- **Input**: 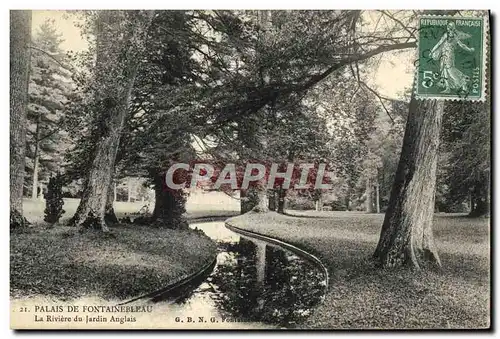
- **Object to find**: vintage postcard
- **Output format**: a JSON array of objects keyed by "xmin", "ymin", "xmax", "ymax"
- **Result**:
[{"xmin": 9, "ymin": 9, "xmax": 491, "ymax": 330}]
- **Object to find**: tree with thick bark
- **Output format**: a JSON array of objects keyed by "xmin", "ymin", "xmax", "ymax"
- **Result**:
[
  {"xmin": 10, "ymin": 10, "xmax": 32, "ymax": 230},
  {"xmin": 150, "ymin": 170, "xmax": 188, "ymax": 229},
  {"xmin": 104, "ymin": 178, "xmax": 119, "ymax": 225},
  {"xmin": 373, "ymin": 98, "xmax": 444, "ymax": 269},
  {"xmin": 72, "ymin": 11, "xmax": 154, "ymax": 231}
]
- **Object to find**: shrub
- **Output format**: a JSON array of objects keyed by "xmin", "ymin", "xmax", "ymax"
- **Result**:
[{"xmin": 44, "ymin": 175, "xmax": 65, "ymax": 225}]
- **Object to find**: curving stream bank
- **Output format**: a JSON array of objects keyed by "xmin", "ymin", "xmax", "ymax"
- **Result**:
[{"xmin": 141, "ymin": 221, "xmax": 328, "ymax": 328}]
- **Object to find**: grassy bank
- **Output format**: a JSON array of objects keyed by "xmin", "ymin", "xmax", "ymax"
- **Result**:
[
  {"xmin": 226, "ymin": 211, "xmax": 490, "ymax": 329},
  {"xmin": 10, "ymin": 225, "xmax": 217, "ymax": 301},
  {"xmin": 22, "ymin": 190, "xmax": 240, "ymax": 226},
  {"xmin": 13, "ymin": 193, "xmax": 237, "ymax": 301}
]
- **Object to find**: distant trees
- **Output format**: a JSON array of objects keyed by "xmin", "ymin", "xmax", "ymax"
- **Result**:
[
  {"xmin": 439, "ymin": 101, "xmax": 490, "ymax": 217},
  {"xmin": 191, "ymin": 10, "xmax": 415, "ymax": 214},
  {"xmin": 12, "ymin": 10, "xmax": 489, "ymax": 249},
  {"xmin": 10, "ymin": 10, "xmax": 32, "ymax": 230},
  {"xmin": 26, "ymin": 20, "xmax": 73, "ymax": 199}
]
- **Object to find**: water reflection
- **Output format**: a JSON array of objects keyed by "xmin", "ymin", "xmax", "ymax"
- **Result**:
[{"xmin": 177, "ymin": 222, "xmax": 327, "ymax": 328}]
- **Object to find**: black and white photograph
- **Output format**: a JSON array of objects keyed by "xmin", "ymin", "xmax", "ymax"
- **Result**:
[{"xmin": 8, "ymin": 7, "xmax": 491, "ymax": 330}]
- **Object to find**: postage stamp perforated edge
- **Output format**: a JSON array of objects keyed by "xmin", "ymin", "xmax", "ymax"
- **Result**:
[{"xmin": 414, "ymin": 13, "xmax": 489, "ymax": 102}]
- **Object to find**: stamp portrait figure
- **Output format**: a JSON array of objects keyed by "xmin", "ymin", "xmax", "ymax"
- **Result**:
[{"xmin": 430, "ymin": 21, "xmax": 475, "ymax": 93}]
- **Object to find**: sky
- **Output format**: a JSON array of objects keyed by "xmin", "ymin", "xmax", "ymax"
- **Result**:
[{"xmin": 32, "ymin": 10, "xmax": 414, "ymax": 99}]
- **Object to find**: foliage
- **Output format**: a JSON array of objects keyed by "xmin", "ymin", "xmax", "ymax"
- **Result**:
[
  {"xmin": 438, "ymin": 101, "xmax": 490, "ymax": 214},
  {"xmin": 43, "ymin": 174, "xmax": 66, "ymax": 225},
  {"xmin": 25, "ymin": 20, "xmax": 74, "ymax": 193}
]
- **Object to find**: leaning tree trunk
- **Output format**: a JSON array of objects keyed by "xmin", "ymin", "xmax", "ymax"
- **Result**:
[
  {"xmin": 10, "ymin": 10, "xmax": 32, "ymax": 230},
  {"xmin": 373, "ymin": 98, "xmax": 444, "ymax": 269},
  {"xmin": 73, "ymin": 11, "xmax": 154, "ymax": 231}
]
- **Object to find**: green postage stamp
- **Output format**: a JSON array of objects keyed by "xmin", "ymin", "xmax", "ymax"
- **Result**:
[{"xmin": 416, "ymin": 15, "xmax": 488, "ymax": 101}]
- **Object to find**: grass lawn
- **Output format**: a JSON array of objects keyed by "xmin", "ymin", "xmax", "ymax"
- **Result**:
[
  {"xmin": 226, "ymin": 211, "xmax": 490, "ymax": 329},
  {"xmin": 10, "ymin": 194, "xmax": 237, "ymax": 301},
  {"xmin": 10, "ymin": 225, "xmax": 217, "ymax": 301},
  {"xmin": 22, "ymin": 189, "xmax": 240, "ymax": 225}
]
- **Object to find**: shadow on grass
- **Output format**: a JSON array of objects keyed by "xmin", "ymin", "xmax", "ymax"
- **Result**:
[
  {"xmin": 227, "ymin": 212, "xmax": 490, "ymax": 329},
  {"xmin": 10, "ymin": 224, "xmax": 217, "ymax": 301}
]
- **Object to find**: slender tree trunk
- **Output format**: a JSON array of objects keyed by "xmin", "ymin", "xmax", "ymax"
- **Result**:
[
  {"xmin": 268, "ymin": 189, "xmax": 276, "ymax": 211},
  {"xmin": 468, "ymin": 191, "xmax": 473, "ymax": 213},
  {"xmin": 375, "ymin": 180, "xmax": 380, "ymax": 213},
  {"xmin": 469, "ymin": 175, "xmax": 490, "ymax": 218},
  {"xmin": 344, "ymin": 186, "xmax": 351, "ymax": 211},
  {"xmin": 277, "ymin": 185, "xmax": 286, "ymax": 214},
  {"xmin": 315, "ymin": 194, "xmax": 323, "ymax": 212},
  {"xmin": 365, "ymin": 177, "xmax": 374, "ymax": 213},
  {"xmin": 10, "ymin": 10, "xmax": 32, "ymax": 229},
  {"xmin": 73, "ymin": 11, "xmax": 153, "ymax": 231},
  {"xmin": 31, "ymin": 113, "xmax": 41, "ymax": 199},
  {"xmin": 127, "ymin": 178, "xmax": 131, "ymax": 202},
  {"xmin": 373, "ymin": 98, "xmax": 443, "ymax": 269}
]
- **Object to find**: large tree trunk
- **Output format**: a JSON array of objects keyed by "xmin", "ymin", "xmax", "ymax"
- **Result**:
[
  {"xmin": 240, "ymin": 187, "xmax": 269, "ymax": 213},
  {"xmin": 10, "ymin": 10, "xmax": 32, "ymax": 230},
  {"xmin": 73, "ymin": 11, "xmax": 153, "ymax": 231},
  {"xmin": 31, "ymin": 113, "xmax": 41, "ymax": 199},
  {"xmin": 365, "ymin": 177, "xmax": 374, "ymax": 213},
  {"xmin": 104, "ymin": 179, "xmax": 118, "ymax": 225},
  {"xmin": 151, "ymin": 171, "xmax": 188, "ymax": 229},
  {"xmin": 255, "ymin": 188, "xmax": 269, "ymax": 212},
  {"xmin": 373, "ymin": 98, "xmax": 443, "ymax": 269}
]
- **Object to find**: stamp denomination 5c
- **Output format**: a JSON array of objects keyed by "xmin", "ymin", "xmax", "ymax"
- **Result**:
[{"xmin": 416, "ymin": 15, "xmax": 488, "ymax": 101}]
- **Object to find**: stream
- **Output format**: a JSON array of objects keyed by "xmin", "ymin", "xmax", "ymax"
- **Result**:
[{"xmin": 154, "ymin": 221, "xmax": 328, "ymax": 329}]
